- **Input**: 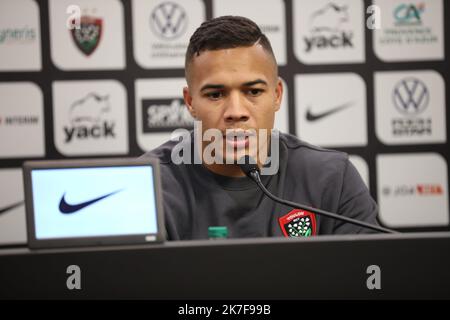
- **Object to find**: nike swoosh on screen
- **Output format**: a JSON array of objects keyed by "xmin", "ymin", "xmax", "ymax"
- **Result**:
[
  {"xmin": 305, "ymin": 101, "xmax": 354, "ymax": 122},
  {"xmin": 0, "ymin": 201, "xmax": 24, "ymax": 216},
  {"xmin": 59, "ymin": 189, "xmax": 123, "ymax": 214}
]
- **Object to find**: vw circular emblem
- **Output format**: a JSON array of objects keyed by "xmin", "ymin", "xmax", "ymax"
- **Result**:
[
  {"xmin": 392, "ymin": 77, "xmax": 429, "ymax": 115},
  {"xmin": 150, "ymin": 2, "xmax": 188, "ymax": 40}
]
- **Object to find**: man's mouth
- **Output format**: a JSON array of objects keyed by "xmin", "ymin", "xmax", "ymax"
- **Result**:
[{"xmin": 223, "ymin": 130, "xmax": 255, "ymax": 149}]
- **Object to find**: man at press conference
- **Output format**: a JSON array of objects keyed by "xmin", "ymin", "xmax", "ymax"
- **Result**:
[{"xmin": 142, "ymin": 15, "xmax": 381, "ymax": 240}]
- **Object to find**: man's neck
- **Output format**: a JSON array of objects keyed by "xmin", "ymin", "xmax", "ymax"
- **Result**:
[{"xmin": 203, "ymin": 163, "xmax": 246, "ymax": 177}]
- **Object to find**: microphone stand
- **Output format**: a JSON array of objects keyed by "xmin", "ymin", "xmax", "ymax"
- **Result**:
[{"xmin": 247, "ymin": 170, "xmax": 398, "ymax": 234}]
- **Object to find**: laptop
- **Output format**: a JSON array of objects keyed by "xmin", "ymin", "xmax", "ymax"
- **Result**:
[{"xmin": 22, "ymin": 158, "xmax": 165, "ymax": 249}]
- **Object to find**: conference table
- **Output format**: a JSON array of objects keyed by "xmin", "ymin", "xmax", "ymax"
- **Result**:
[{"xmin": 0, "ymin": 232, "xmax": 449, "ymax": 299}]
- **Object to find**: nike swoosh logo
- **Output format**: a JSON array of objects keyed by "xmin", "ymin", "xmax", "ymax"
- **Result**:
[
  {"xmin": 305, "ymin": 101, "xmax": 354, "ymax": 122},
  {"xmin": 59, "ymin": 189, "xmax": 123, "ymax": 214},
  {"xmin": 0, "ymin": 201, "xmax": 24, "ymax": 216}
]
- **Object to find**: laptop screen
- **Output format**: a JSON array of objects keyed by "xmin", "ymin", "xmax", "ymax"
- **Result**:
[{"xmin": 23, "ymin": 158, "xmax": 165, "ymax": 248}]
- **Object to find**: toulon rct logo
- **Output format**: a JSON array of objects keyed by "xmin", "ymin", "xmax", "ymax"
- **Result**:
[
  {"xmin": 150, "ymin": 2, "xmax": 188, "ymax": 40},
  {"xmin": 142, "ymin": 98, "xmax": 194, "ymax": 133},
  {"xmin": 64, "ymin": 93, "xmax": 115, "ymax": 143},
  {"xmin": 304, "ymin": 2, "xmax": 353, "ymax": 53},
  {"xmin": 279, "ymin": 209, "xmax": 317, "ymax": 237},
  {"xmin": 391, "ymin": 77, "xmax": 431, "ymax": 137},
  {"xmin": 70, "ymin": 15, "xmax": 102, "ymax": 56}
]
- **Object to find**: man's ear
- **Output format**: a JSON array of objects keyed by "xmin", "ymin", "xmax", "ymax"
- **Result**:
[
  {"xmin": 273, "ymin": 78, "xmax": 283, "ymax": 112},
  {"xmin": 183, "ymin": 86, "xmax": 197, "ymax": 119}
]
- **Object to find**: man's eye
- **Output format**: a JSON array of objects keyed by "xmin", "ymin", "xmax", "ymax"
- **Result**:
[
  {"xmin": 206, "ymin": 91, "xmax": 222, "ymax": 100},
  {"xmin": 247, "ymin": 89, "xmax": 263, "ymax": 96}
]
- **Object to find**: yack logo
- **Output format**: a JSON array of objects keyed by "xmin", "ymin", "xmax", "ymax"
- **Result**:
[
  {"xmin": 304, "ymin": 3, "xmax": 353, "ymax": 53},
  {"xmin": 64, "ymin": 93, "xmax": 115, "ymax": 143},
  {"xmin": 70, "ymin": 15, "xmax": 103, "ymax": 56},
  {"xmin": 293, "ymin": 0, "xmax": 365, "ymax": 64},
  {"xmin": 53, "ymin": 80, "xmax": 128, "ymax": 156},
  {"xmin": 279, "ymin": 209, "xmax": 317, "ymax": 237}
]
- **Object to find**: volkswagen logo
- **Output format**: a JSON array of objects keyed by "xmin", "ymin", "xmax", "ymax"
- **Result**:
[
  {"xmin": 150, "ymin": 2, "xmax": 188, "ymax": 40},
  {"xmin": 392, "ymin": 77, "xmax": 429, "ymax": 115}
]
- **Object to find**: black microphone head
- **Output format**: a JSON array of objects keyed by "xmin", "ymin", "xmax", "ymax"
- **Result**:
[{"xmin": 238, "ymin": 156, "xmax": 260, "ymax": 178}]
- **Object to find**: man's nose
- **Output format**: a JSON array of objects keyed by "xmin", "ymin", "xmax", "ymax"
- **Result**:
[{"xmin": 223, "ymin": 91, "xmax": 250, "ymax": 123}]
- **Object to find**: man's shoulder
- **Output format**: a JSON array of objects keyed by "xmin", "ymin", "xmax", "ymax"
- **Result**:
[
  {"xmin": 140, "ymin": 138, "xmax": 179, "ymax": 164},
  {"xmin": 279, "ymin": 132, "xmax": 348, "ymax": 164}
]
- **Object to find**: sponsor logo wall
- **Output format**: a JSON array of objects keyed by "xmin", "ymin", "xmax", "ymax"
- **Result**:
[
  {"xmin": 0, "ymin": 0, "xmax": 42, "ymax": 71},
  {"xmin": 293, "ymin": 0, "xmax": 366, "ymax": 64},
  {"xmin": 49, "ymin": 0, "xmax": 126, "ymax": 70},
  {"xmin": 0, "ymin": 82, "xmax": 45, "ymax": 158},
  {"xmin": 0, "ymin": 169, "xmax": 27, "ymax": 245},
  {"xmin": 52, "ymin": 80, "xmax": 128, "ymax": 156},
  {"xmin": 377, "ymin": 153, "xmax": 449, "ymax": 227},
  {"xmin": 132, "ymin": 0, "xmax": 205, "ymax": 69},
  {"xmin": 212, "ymin": 0, "xmax": 287, "ymax": 65},
  {"xmin": 375, "ymin": 70, "xmax": 446, "ymax": 145},
  {"xmin": 373, "ymin": 0, "xmax": 444, "ymax": 62},
  {"xmin": 0, "ymin": 0, "xmax": 449, "ymax": 242},
  {"xmin": 295, "ymin": 72, "xmax": 368, "ymax": 147}
]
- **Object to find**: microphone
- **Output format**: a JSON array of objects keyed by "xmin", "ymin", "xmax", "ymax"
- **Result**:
[{"xmin": 238, "ymin": 156, "xmax": 398, "ymax": 234}]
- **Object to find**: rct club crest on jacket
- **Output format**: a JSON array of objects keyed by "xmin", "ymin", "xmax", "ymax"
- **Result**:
[{"xmin": 279, "ymin": 209, "xmax": 317, "ymax": 237}]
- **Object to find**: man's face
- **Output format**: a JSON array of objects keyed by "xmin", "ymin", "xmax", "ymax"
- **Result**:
[{"xmin": 183, "ymin": 44, "xmax": 283, "ymax": 164}]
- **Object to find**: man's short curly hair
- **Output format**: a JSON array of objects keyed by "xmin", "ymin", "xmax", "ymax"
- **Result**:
[{"xmin": 185, "ymin": 16, "xmax": 276, "ymax": 77}]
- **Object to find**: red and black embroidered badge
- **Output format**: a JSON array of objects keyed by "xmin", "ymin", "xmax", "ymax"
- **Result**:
[{"xmin": 279, "ymin": 209, "xmax": 317, "ymax": 237}]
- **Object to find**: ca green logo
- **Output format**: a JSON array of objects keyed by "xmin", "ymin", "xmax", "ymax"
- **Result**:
[
  {"xmin": 66, "ymin": 265, "xmax": 81, "ymax": 290},
  {"xmin": 394, "ymin": 3, "xmax": 424, "ymax": 25},
  {"xmin": 366, "ymin": 265, "xmax": 381, "ymax": 290}
]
